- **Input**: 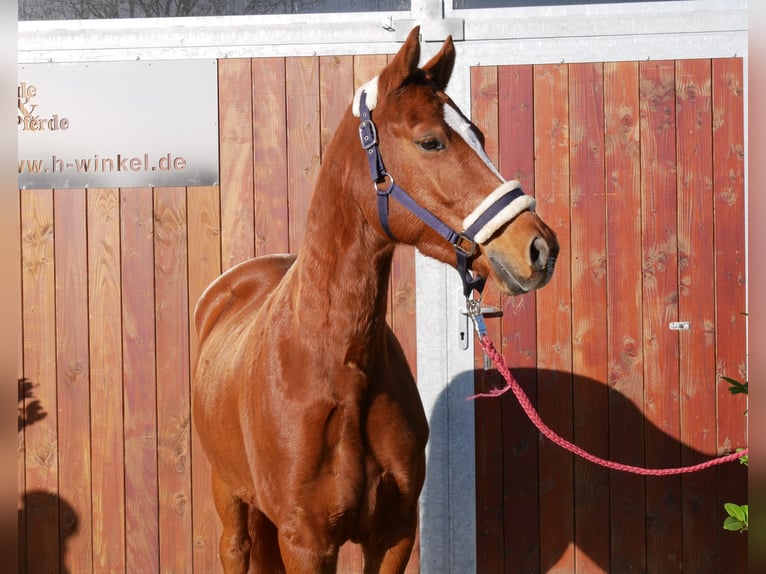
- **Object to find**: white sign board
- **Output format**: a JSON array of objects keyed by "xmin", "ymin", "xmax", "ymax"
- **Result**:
[{"xmin": 18, "ymin": 59, "xmax": 219, "ymax": 189}]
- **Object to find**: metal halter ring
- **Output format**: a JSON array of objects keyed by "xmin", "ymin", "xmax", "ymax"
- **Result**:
[{"xmin": 375, "ymin": 172, "xmax": 395, "ymax": 195}]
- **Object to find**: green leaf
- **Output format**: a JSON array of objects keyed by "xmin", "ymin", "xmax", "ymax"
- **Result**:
[
  {"xmin": 724, "ymin": 502, "xmax": 746, "ymax": 522},
  {"xmin": 723, "ymin": 516, "xmax": 744, "ymax": 531}
]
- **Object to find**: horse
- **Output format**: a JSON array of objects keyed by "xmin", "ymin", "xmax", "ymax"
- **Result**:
[{"xmin": 192, "ymin": 26, "xmax": 559, "ymax": 574}]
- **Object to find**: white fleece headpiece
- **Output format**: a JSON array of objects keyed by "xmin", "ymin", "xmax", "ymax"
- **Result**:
[{"xmin": 353, "ymin": 77, "xmax": 379, "ymax": 117}]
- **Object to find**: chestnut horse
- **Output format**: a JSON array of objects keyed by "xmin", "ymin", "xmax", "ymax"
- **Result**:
[{"xmin": 193, "ymin": 27, "xmax": 558, "ymax": 574}]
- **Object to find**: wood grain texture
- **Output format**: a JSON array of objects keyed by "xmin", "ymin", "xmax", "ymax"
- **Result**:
[
  {"xmin": 320, "ymin": 55, "xmax": 354, "ymax": 155},
  {"xmin": 532, "ymin": 63, "xmax": 575, "ymax": 574},
  {"xmin": 469, "ymin": 64, "xmax": 505, "ymax": 574},
  {"xmin": 21, "ymin": 188, "xmax": 60, "ymax": 574},
  {"xmin": 603, "ymin": 60, "xmax": 647, "ymax": 573},
  {"xmin": 154, "ymin": 187, "xmax": 194, "ymax": 572},
  {"xmin": 568, "ymin": 62, "xmax": 610, "ymax": 573},
  {"xmin": 253, "ymin": 58, "xmax": 290, "ymax": 256},
  {"xmin": 639, "ymin": 59, "xmax": 684, "ymax": 572},
  {"xmin": 219, "ymin": 58, "xmax": 255, "ymax": 269},
  {"xmin": 17, "ymin": 54, "xmax": 747, "ymax": 574},
  {"xmin": 711, "ymin": 57, "xmax": 748, "ymax": 570},
  {"xmin": 120, "ymin": 187, "xmax": 160, "ymax": 573},
  {"xmin": 286, "ymin": 56, "xmax": 321, "ymax": 252},
  {"xmin": 54, "ymin": 188, "xmax": 93, "ymax": 573},
  {"xmin": 497, "ymin": 64, "xmax": 540, "ymax": 574},
  {"xmin": 675, "ymin": 58, "xmax": 719, "ymax": 573},
  {"xmin": 87, "ymin": 187, "xmax": 126, "ymax": 572},
  {"xmin": 187, "ymin": 185, "xmax": 224, "ymax": 573}
]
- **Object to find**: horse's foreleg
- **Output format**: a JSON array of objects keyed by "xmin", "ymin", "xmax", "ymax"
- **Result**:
[
  {"xmin": 212, "ymin": 472, "xmax": 251, "ymax": 574},
  {"xmin": 277, "ymin": 524, "xmax": 339, "ymax": 574},
  {"xmin": 362, "ymin": 513, "xmax": 417, "ymax": 574},
  {"xmin": 248, "ymin": 507, "xmax": 286, "ymax": 573}
]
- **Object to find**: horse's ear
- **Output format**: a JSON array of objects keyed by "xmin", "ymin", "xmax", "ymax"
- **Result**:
[
  {"xmin": 377, "ymin": 26, "xmax": 422, "ymax": 97},
  {"xmin": 422, "ymin": 36, "xmax": 456, "ymax": 91}
]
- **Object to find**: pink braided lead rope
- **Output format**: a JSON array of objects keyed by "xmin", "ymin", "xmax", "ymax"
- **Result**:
[{"xmin": 467, "ymin": 334, "xmax": 749, "ymax": 476}]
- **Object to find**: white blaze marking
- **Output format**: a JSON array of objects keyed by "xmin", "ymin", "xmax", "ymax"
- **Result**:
[
  {"xmin": 443, "ymin": 102, "xmax": 504, "ymax": 182},
  {"xmin": 443, "ymin": 102, "xmax": 537, "ymax": 242}
]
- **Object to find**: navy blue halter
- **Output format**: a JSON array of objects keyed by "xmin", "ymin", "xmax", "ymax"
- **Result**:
[{"xmin": 357, "ymin": 90, "xmax": 525, "ymax": 298}]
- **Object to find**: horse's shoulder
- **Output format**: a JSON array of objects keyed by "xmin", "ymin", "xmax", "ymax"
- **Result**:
[{"xmin": 194, "ymin": 254, "xmax": 296, "ymax": 344}]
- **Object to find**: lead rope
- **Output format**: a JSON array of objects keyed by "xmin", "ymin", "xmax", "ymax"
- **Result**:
[{"xmin": 464, "ymin": 306, "xmax": 749, "ymax": 476}]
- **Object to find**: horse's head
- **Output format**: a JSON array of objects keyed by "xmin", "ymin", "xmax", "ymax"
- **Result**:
[{"xmin": 350, "ymin": 27, "xmax": 558, "ymax": 296}]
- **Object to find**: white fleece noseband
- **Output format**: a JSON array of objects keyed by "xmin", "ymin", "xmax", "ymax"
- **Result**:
[{"xmin": 463, "ymin": 180, "xmax": 537, "ymax": 244}]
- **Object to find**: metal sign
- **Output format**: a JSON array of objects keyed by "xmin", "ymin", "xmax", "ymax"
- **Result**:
[{"xmin": 18, "ymin": 59, "xmax": 219, "ymax": 189}]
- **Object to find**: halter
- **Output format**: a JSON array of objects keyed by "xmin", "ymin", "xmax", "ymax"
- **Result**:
[{"xmin": 356, "ymin": 87, "xmax": 536, "ymax": 298}]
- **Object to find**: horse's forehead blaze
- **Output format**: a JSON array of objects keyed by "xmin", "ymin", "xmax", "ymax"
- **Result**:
[{"xmin": 442, "ymin": 102, "xmax": 504, "ymax": 182}]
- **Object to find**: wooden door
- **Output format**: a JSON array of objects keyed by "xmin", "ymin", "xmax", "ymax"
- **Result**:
[{"xmin": 470, "ymin": 58, "xmax": 747, "ymax": 573}]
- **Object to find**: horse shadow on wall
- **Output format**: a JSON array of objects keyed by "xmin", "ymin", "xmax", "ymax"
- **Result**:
[
  {"xmin": 19, "ymin": 378, "xmax": 79, "ymax": 574},
  {"xmin": 427, "ymin": 367, "xmax": 748, "ymax": 573}
]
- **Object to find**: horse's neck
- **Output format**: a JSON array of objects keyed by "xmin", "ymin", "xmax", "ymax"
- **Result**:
[{"xmin": 289, "ymin": 173, "xmax": 395, "ymax": 367}]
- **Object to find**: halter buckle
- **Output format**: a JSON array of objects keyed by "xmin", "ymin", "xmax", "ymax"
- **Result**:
[
  {"xmin": 453, "ymin": 233, "xmax": 477, "ymax": 257},
  {"xmin": 359, "ymin": 119, "xmax": 378, "ymax": 150}
]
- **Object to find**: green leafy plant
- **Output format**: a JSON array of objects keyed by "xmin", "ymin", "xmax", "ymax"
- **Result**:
[
  {"xmin": 723, "ymin": 501, "xmax": 748, "ymax": 532},
  {"xmin": 722, "ymin": 377, "xmax": 748, "ymax": 533}
]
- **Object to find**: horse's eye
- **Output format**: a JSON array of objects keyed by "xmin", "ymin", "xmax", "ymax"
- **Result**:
[{"xmin": 417, "ymin": 137, "xmax": 445, "ymax": 152}]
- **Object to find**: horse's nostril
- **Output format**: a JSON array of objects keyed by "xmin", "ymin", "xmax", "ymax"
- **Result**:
[{"xmin": 530, "ymin": 237, "xmax": 548, "ymax": 271}]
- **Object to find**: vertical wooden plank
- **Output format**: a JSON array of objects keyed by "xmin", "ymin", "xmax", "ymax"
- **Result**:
[
  {"xmin": 390, "ymin": 245, "xmax": 418, "ymax": 374},
  {"xmin": 286, "ymin": 56, "xmax": 321, "ymax": 252},
  {"xmin": 154, "ymin": 187, "xmax": 194, "ymax": 572},
  {"xmin": 219, "ymin": 58, "xmax": 255, "ymax": 270},
  {"xmin": 87, "ymin": 187, "xmax": 126, "ymax": 573},
  {"xmin": 497, "ymin": 64, "xmax": 540, "ymax": 573},
  {"xmin": 253, "ymin": 58, "xmax": 290, "ymax": 256},
  {"xmin": 353, "ymin": 54, "xmax": 388, "ymax": 91},
  {"xmin": 639, "ymin": 59, "xmax": 683, "ymax": 572},
  {"xmin": 470, "ymin": 64, "xmax": 505, "ymax": 574},
  {"xmin": 188, "ymin": 185, "xmax": 223, "ymax": 573},
  {"xmin": 675, "ymin": 58, "xmax": 719, "ymax": 573},
  {"xmin": 120, "ymin": 187, "xmax": 160, "ymax": 572},
  {"xmin": 54, "ymin": 188, "xmax": 93, "ymax": 573},
  {"xmin": 18, "ymin": 226, "xmax": 28, "ymax": 574},
  {"xmin": 320, "ymin": 55, "xmax": 354, "ymax": 155},
  {"xmin": 534, "ymin": 63, "xmax": 575, "ymax": 574},
  {"xmin": 568, "ymin": 62, "xmax": 610, "ymax": 573},
  {"xmin": 711, "ymin": 57, "xmax": 748, "ymax": 570},
  {"xmin": 603, "ymin": 61, "xmax": 646, "ymax": 572},
  {"xmin": 21, "ymin": 188, "xmax": 60, "ymax": 574}
]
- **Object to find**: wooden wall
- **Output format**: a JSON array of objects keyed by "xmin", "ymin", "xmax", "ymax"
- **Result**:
[
  {"xmin": 18, "ymin": 54, "xmax": 746, "ymax": 574},
  {"xmin": 471, "ymin": 58, "xmax": 747, "ymax": 573},
  {"xmin": 18, "ymin": 53, "xmax": 417, "ymax": 574}
]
